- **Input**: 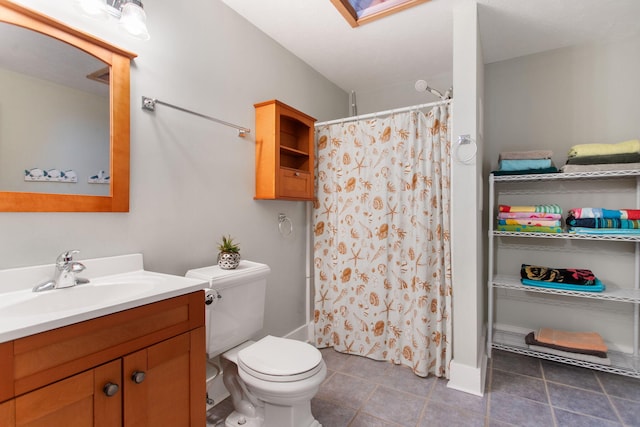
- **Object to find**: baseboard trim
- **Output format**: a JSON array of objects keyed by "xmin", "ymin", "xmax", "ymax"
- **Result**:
[
  {"xmin": 447, "ymin": 327, "xmax": 488, "ymax": 396},
  {"xmin": 447, "ymin": 355, "xmax": 487, "ymax": 396}
]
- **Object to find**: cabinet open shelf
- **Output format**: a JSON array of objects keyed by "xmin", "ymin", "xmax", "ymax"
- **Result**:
[
  {"xmin": 280, "ymin": 148, "xmax": 311, "ymax": 172},
  {"xmin": 280, "ymin": 145, "xmax": 309, "ymax": 157},
  {"xmin": 280, "ymin": 116, "xmax": 311, "ymax": 154}
]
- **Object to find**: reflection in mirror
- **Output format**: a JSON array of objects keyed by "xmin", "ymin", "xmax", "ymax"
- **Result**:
[
  {"xmin": 0, "ymin": 0, "xmax": 136, "ymax": 212},
  {"xmin": 0, "ymin": 22, "xmax": 110, "ymax": 196}
]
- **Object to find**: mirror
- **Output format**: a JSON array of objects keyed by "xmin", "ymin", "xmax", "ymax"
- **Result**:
[
  {"xmin": 0, "ymin": 1, "xmax": 136, "ymax": 211},
  {"xmin": 0, "ymin": 23, "xmax": 111, "ymax": 197}
]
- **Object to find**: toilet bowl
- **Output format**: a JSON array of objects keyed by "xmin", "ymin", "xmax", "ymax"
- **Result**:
[
  {"xmin": 223, "ymin": 336, "xmax": 326, "ymax": 427},
  {"xmin": 185, "ymin": 261, "xmax": 325, "ymax": 427},
  {"xmin": 222, "ymin": 335, "xmax": 327, "ymax": 427}
]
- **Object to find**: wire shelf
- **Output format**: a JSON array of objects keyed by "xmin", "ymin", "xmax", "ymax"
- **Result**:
[
  {"xmin": 491, "ymin": 329, "xmax": 640, "ymax": 378},
  {"xmin": 492, "ymin": 170, "xmax": 640, "ymax": 183},
  {"xmin": 491, "ymin": 275, "xmax": 640, "ymax": 303},
  {"xmin": 488, "ymin": 168, "xmax": 640, "ymax": 381},
  {"xmin": 493, "ymin": 231, "xmax": 640, "ymax": 242}
]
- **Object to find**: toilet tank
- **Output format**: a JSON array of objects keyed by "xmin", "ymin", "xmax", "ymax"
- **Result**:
[{"xmin": 186, "ymin": 260, "xmax": 270, "ymax": 357}]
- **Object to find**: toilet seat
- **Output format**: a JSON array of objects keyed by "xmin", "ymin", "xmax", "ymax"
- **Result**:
[{"xmin": 237, "ymin": 335, "xmax": 323, "ymax": 383}]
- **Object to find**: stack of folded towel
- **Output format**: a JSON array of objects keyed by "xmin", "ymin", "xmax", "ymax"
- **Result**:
[
  {"xmin": 520, "ymin": 263, "xmax": 605, "ymax": 292},
  {"xmin": 493, "ymin": 150, "xmax": 557, "ymax": 176},
  {"xmin": 566, "ymin": 207, "xmax": 640, "ymax": 235},
  {"xmin": 525, "ymin": 328, "xmax": 610, "ymax": 365},
  {"xmin": 562, "ymin": 139, "xmax": 640, "ymax": 173},
  {"xmin": 497, "ymin": 205, "xmax": 563, "ymax": 233}
]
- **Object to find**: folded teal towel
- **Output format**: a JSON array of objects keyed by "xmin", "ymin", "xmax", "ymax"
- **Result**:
[
  {"xmin": 568, "ymin": 227, "xmax": 640, "ymax": 235},
  {"xmin": 499, "ymin": 158, "xmax": 552, "ymax": 171},
  {"xmin": 492, "ymin": 167, "xmax": 558, "ymax": 176},
  {"xmin": 521, "ymin": 278, "xmax": 605, "ymax": 292}
]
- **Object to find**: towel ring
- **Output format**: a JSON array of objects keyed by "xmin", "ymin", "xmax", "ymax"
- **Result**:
[
  {"xmin": 454, "ymin": 134, "xmax": 477, "ymax": 164},
  {"xmin": 278, "ymin": 213, "xmax": 293, "ymax": 237}
]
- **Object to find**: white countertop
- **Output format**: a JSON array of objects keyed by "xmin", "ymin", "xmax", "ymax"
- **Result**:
[{"xmin": 0, "ymin": 254, "xmax": 207, "ymax": 342}]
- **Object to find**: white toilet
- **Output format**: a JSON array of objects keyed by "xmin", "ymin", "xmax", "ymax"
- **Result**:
[{"xmin": 186, "ymin": 261, "xmax": 326, "ymax": 427}]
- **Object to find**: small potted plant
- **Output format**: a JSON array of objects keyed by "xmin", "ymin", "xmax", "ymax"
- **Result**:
[{"xmin": 217, "ymin": 235, "xmax": 241, "ymax": 270}]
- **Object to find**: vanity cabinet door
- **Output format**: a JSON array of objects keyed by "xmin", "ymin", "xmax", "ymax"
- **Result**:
[
  {"xmin": 123, "ymin": 328, "xmax": 205, "ymax": 427},
  {"xmin": 13, "ymin": 360, "xmax": 121, "ymax": 427},
  {"xmin": 94, "ymin": 360, "xmax": 123, "ymax": 427},
  {"xmin": 0, "ymin": 399, "xmax": 15, "ymax": 426}
]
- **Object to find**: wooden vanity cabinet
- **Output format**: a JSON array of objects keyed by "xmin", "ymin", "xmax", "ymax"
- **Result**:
[
  {"xmin": 254, "ymin": 100, "xmax": 317, "ymax": 201},
  {"xmin": 0, "ymin": 291, "xmax": 206, "ymax": 427}
]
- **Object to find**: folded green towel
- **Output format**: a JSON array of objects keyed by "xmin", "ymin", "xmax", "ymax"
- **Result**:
[{"xmin": 566, "ymin": 152, "xmax": 640, "ymax": 165}]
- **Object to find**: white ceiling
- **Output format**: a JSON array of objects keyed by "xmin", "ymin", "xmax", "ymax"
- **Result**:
[{"xmin": 220, "ymin": 0, "xmax": 640, "ymax": 94}]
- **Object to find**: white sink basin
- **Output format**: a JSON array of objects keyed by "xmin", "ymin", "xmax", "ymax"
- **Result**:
[
  {"xmin": 0, "ymin": 254, "xmax": 207, "ymax": 342},
  {"xmin": 1, "ymin": 276, "xmax": 157, "ymax": 317}
]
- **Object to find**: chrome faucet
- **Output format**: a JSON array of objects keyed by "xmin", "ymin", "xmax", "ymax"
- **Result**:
[
  {"xmin": 33, "ymin": 250, "xmax": 89, "ymax": 292},
  {"xmin": 54, "ymin": 250, "xmax": 87, "ymax": 288}
]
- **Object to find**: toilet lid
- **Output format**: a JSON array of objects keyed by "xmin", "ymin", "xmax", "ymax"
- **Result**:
[{"xmin": 237, "ymin": 335, "xmax": 323, "ymax": 381}]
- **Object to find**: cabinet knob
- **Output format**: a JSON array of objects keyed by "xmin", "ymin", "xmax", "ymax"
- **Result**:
[
  {"xmin": 294, "ymin": 172, "xmax": 300, "ymax": 177},
  {"xmin": 131, "ymin": 370, "xmax": 146, "ymax": 384},
  {"xmin": 103, "ymin": 382, "xmax": 119, "ymax": 397}
]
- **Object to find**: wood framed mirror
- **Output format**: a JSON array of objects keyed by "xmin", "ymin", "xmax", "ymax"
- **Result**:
[{"xmin": 0, "ymin": 0, "xmax": 136, "ymax": 212}]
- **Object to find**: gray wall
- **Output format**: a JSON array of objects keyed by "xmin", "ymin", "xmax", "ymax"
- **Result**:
[
  {"xmin": 1, "ymin": 0, "xmax": 347, "ymax": 339},
  {"xmin": 353, "ymin": 71, "xmax": 453, "ymax": 115},
  {"xmin": 485, "ymin": 34, "xmax": 640, "ymax": 171}
]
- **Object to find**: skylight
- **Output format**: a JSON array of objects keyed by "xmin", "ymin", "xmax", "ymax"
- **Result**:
[{"xmin": 330, "ymin": 0, "xmax": 430, "ymax": 27}]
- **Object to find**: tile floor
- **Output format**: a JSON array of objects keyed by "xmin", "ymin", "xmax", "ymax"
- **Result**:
[{"xmin": 207, "ymin": 348, "xmax": 640, "ymax": 427}]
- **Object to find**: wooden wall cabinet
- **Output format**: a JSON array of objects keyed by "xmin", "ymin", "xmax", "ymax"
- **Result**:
[
  {"xmin": 0, "ymin": 292, "xmax": 205, "ymax": 426},
  {"xmin": 254, "ymin": 100, "xmax": 317, "ymax": 201}
]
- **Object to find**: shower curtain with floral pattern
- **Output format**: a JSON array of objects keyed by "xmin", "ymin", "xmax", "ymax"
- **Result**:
[{"xmin": 313, "ymin": 105, "xmax": 452, "ymax": 378}]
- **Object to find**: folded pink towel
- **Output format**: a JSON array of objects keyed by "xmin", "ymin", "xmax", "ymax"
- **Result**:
[
  {"xmin": 498, "ymin": 212, "xmax": 561, "ymax": 220},
  {"xmin": 499, "ymin": 219, "xmax": 561, "ymax": 227}
]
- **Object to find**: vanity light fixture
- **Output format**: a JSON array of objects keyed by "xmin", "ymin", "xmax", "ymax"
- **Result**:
[
  {"xmin": 116, "ymin": 0, "xmax": 150, "ymax": 40},
  {"xmin": 76, "ymin": 0, "xmax": 150, "ymax": 40}
]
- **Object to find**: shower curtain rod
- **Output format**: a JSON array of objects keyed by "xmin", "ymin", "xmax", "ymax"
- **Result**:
[
  {"xmin": 315, "ymin": 99, "xmax": 451, "ymax": 127},
  {"xmin": 141, "ymin": 96, "xmax": 251, "ymax": 137}
]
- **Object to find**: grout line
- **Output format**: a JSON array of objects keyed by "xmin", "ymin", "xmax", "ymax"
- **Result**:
[
  {"xmin": 540, "ymin": 359, "xmax": 559, "ymax": 427},
  {"xmin": 595, "ymin": 372, "xmax": 627, "ymax": 425},
  {"xmin": 415, "ymin": 378, "xmax": 436, "ymax": 426},
  {"xmin": 346, "ymin": 383, "xmax": 379, "ymax": 427}
]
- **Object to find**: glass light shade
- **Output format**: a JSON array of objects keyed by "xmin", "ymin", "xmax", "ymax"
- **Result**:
[
  {"xmin": 75, "ymin": 0, "xmax": 108, "ymax": 20},
  {"xmin": 118, "ymin": 1, "xmax": 150, "ymax": 40}
]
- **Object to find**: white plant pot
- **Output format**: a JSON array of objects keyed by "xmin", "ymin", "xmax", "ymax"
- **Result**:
[{"xmin": 218, "ymin": 252, "xmax": 240, "ymax": 270}]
